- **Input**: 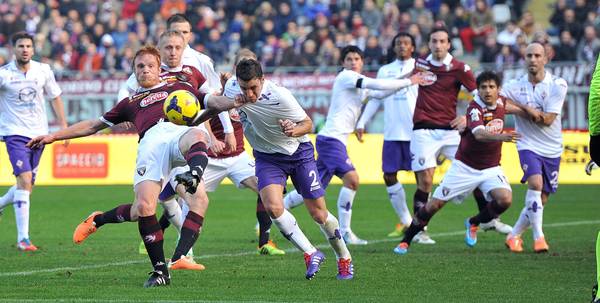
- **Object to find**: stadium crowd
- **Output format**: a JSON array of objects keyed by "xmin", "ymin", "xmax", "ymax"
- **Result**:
[{"xmin": 0, "ymin": 0, "xmax": 597, "ymax": 78}]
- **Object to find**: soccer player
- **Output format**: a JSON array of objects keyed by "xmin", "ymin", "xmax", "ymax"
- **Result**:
[
  {"xmin": 501, "ymin": 42, "xmax": 568, "ymax": 253},
  {"xmin": 0, "ymin": 32, "xmax": 68, "ymax": 251},
  {"xmin": 200, "ymin": 58, "xmax": 355, "ymax": 280},
  {"xmin": 159, "ymin": 48, "xmax": 285, "ymax": 256},
  {"xmin": 407, "ymin": 26, "xmax": 512, "ymax": 244},
  {"xmin": 393, "ymin": 71, "xmax": 522, "ymax": 255},
  {"xmin": 283, "ymin": 45, "xmax": 427, "ymax": 245},
  {"xmin": 27, "ymin": 45, "xmax": 241, "ymax": 287},
  {"xmin": 117, "ymin": 13, "xmax": 236, "ymax": 151},
  {"xmin": 355, "ymin": 32, "xmax": 420, "ymax": 238}
]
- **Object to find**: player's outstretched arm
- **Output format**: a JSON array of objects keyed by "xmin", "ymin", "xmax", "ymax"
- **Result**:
[
  {"xmin": 26, "ymin": 119, "xmax": 108, "ymax": 149},
  {"xmin": 473, "ymin": 128, "xmax": 520, "ymax": 143}
]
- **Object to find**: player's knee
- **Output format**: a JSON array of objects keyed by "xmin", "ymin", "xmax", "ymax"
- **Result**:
[
  {"xmin": 136, "ymin": 200, "xmax": 155, "ymax": 217},
  {"xmin": 496, "ymin": 193, "xmax": 512, "ymax": 208},
  {"xmin": 342, "ymin": 172, "xmax": 359, "ymax": 190},
  {"xmin": 427, "ymin": 199, "xmax": 445, "ymax": 213},
  {"xmin": 418, "ymin": 179, "xmax": 433, "ymax": 192},
  {"xmin": 16, "ymin": 174, "xmax": 33, "ymax": 191},
  {"xmin": 266, "ymin": 203, "xmax": 284, "ymax": 218}
]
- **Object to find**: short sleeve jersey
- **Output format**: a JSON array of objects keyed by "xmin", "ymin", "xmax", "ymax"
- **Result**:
[
  {"xmin": 101, "ymin": 81, "xmax": 206, "ymax": 139},
  {"xmin": 456, "ymin": 96, "xmax": 507, "ymax": 170},
  {"xmin": 500, "ymin": 71, "xmax": 567, "ymax": 158},
  {"xmin": 0, "ymin": 60, "xmax": 62, "ymax": 138},
  {"xmin": 224, "ymin": 78, "xmax": 310, "ymax": 155},
  {"xmin": 412, "ymin": 54, "xmax": 476, "ymax": 129}
]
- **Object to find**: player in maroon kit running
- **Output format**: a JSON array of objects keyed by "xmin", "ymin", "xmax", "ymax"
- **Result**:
[
  {"xmin": 27, "ymin": 46, "xmax": 242, "ymax": 287},
  {"xmin": 408, "ymin": 26, "xmax": 512, "ymax": 245},
  {"xmin": 394, "ymin": 71, "xmax": 524, "ymax": 254}
]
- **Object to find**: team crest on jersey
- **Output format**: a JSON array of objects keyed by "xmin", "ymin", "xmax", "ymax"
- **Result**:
[
  {"xmin": 420, "ymin": 71, "xmax": 437, "ymax": 86},
  {"xmin": 16, "ymin": 160, "xmax": 23, "ymax": 168},
  {"xmin": 140, "ymin": 91, "xmax": 168, "ymax": 107},
  {"xmin": 182, "ymin": 66, "xmax": 192, "ymax": 75},
  {"xmin": 522, "ymin": 164, "xmax": 528, "ymax": 172},
  {"xmin": 442, "ymin": 187, "xmax": 450, "ymax": 197},
  {"xmin": 485, "ymin": 119, "xmax": 504, "ymax": 134},
  {"xmin": 137, "ymin": 166, "xmax": 146, "ymax": 176},
  {"xmin": 175, "ymin": 73, "xmax": 189, "ymax": 83},
  {"xmin": 18, "ymin": 87, "xmax": 37, "ymax": 103},
  {"xmin": 229, "ymin": 108, "xmax": 241, "ymax": 121},
  {"xmin": 419, "ymin": 157, "xmax": 425, "ymax": 166}
]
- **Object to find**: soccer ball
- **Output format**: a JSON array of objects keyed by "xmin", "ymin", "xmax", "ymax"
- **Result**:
[{"xmin": 163, "ymin": 90, "xmax": 201, "ymax": 126}]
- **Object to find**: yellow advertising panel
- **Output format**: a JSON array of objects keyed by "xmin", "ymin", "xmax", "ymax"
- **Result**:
[{"xmin": 0, "ymin": 132, "xmax": 598, "ymax": 185}]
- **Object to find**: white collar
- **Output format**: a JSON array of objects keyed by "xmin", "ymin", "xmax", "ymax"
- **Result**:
[
  {"xmin": 426, "ymin": 53, "xmax": 453, "ymax": 66},
  {"xmin": 137, "ymin": 81, "xmax": 166, "ymax": 93},
  {"xmin": 161, "ymin": 63, "xmax": 183, "ymax": 72},
  {"xmin": 474, "ymin": 94, "xmax": 498, "ymax": 110}
]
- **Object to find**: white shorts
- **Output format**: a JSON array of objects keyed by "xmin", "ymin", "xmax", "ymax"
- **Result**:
[
  {"xmin": 432, "ymin": 160, "xmax": 511, "ymax": 204},
  {"xmin": 410, "ymin": 129, "xmax": 460, "ymax": 171},
  {"xmin": 134, "ymin": 122, "xmax": 208, "ymax": 187},
  {"xmin": 168, "ymin": 151, "xmax": 255, "ymax": 193}
]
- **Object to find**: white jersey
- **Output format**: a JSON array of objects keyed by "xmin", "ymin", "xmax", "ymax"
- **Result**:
[
  {"xmin": 356, "ymin": 58, "xmax": 418, "ymax": 141},
  {"xmin": 0, "ymin": 60, "xmax": 62, "ymax": 138},
  {"xmin": 501, "ymin": 71, "xmax": 567, "ymax": 158},
  {"xmin": 318, "ymin": 69, "xmax": 368, "ymax": 145},
  {"xmin": 182, "ymin": 45, "xmax": 221, "ymax": 94},
  {"xmin": 224, "ymin": 77, "xmax": 310, "ymax": 155}
]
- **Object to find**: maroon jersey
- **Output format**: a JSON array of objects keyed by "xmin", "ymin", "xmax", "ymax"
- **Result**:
[
  {"xmin": 207, "ymin": 109, "xmax": 245, "ymax": 158},
  {"xmin": 102, "ymin": 82, "xmax": 206, "ymax": 139},
  {"xmin": 160, "ymin": 65, "xmax": 206, "ymax": 90},
  {"xmin": 455, "ymin": 96, "xmax": 506, "ymax": 170},
  {"xmin": 412, "ymin": 55, "xmax": 476, "ymax": 129}
]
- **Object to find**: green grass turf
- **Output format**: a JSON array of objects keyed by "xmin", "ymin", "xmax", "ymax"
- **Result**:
[{"xmin": 0, "ymin": 184, "xmax": 597, "ymax": 302}]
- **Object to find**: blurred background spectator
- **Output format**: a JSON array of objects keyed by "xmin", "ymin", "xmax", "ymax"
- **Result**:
[{"xmin": 1, "ymin": 0, "xmax": 595, "ymax": 79}]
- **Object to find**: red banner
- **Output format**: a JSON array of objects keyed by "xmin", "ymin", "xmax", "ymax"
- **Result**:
[{"xmin": 53, "ymin": 143, "xmax": 109, "ymax": 178}]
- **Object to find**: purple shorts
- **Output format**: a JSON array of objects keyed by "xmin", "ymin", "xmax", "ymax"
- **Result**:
[
  {"xmin": 315, "ymin": 135, "xmax": 355, "ymax": 188},
  {"xmin": 382, "ymin": 140, "xmax": 412, "ymax": 173},
  {"xmin": 254, "ymin": 142, "xmax": 325, "ymax": 200},
  {"xmin": 2, "ymin": 135, "xmax": 44, "ymax": 183},
  {"xmin": 518, "ymin": 150, "xmax": 561, "ymax": 194}
]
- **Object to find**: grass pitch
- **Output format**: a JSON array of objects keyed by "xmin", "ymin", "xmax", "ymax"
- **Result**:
[{"xmin": 0, "ymin": 184, "xmax": 597, "ymax": 302}]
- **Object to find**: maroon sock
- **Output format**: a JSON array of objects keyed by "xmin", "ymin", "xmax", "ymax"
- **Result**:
[
  {"xmin": 256, "ymin": 196, "xmax": 272, "ymax": 247},
  {"xmin": 171, "ymin": 211, "xmax": 204, "ymax": 261},
  {"xmin": 93, "ymin": 204, "xmax": 132, "ymax": 228},
  {"xmin": 413, "ymin": 189, "xmax": 429, "ymax": 214},
  {"xmin": 185, "ymin": 142, "xmax": 209, "ymax": 180},
  {"xmin": 138, "ymin": 215, "xmax": 168, "ymax": 274}
]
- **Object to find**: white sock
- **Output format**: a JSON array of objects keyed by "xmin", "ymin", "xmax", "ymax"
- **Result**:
[
  {"xmin": 386, "ymin": 183, "xmax": 412, "ymax": 226},
  {"xmin": 511, "ymin": 206, "xmax": 530, "ymax": 237},
  {"xmin": 283, "ymin": 190, "xmax": 304, "ymax": 209},
  {"xmin": 337, "ymin": 187, "xmax": 356, "ymax": 234},
  {"xmin": 526, "ymin": 189, "xmax": 544, "ymax": 240},
  {"xmin": 0, "ymin": 185, "xmax": 16, "ymax": 208},
  {"xmin": 271, "ymin": 209, "xmax": 316, "ymax": 254},
  {"xmin": 13, "ymin": 189, "xmax": 30, "ymax": 241},
  {"xmin": 160, "ymin": 198, "xmax": 183, "ymax": 231},
  {"xmin": 318, "ymin": 212, "xmax": 351, "ymax": 260}
]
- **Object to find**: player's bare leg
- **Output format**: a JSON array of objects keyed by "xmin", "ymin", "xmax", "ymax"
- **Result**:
[{"xmin": 338, "ymin": 170, "xmax": 367, "ymax": 245}]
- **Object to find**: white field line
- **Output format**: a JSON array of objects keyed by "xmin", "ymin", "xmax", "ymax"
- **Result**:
[{"xmin": 1, "ymin": 219, "xmax": 598, "ymax": 278}]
